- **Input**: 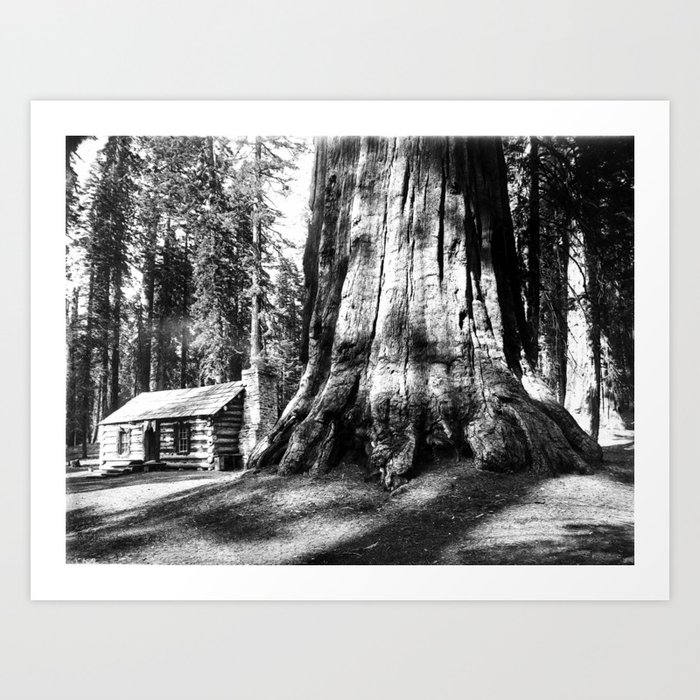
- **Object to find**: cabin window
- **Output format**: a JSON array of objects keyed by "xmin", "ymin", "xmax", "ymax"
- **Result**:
[
  {"xmin": 117, "ymin": 427, "xmax": 130, "ymax": 455},
  {"xmin": 175, "ymin": 421, "xmax": 191, "ymax": 455}
]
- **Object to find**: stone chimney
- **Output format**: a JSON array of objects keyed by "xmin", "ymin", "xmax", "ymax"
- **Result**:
[{"xmin": 239, "ymin": 364, "xmax": 279, "ymax": 465}]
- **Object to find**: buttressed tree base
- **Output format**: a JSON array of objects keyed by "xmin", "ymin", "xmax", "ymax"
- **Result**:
[{"xmin": 249, "ymin": 136, "xmax": 602, "ymax": 489}]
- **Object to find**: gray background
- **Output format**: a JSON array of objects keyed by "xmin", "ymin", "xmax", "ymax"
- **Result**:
[{"xmin": 2, "ymin": 1, "xmax": 697, "ymax": 698}]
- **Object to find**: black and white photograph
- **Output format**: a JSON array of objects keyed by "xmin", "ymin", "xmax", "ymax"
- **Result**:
[
  {"xmin": 7, "ymin": 2, "xmax": 696, "ymax": 697},
  {"xmin": 63, "ymin": 131, "xmax": 635, "ymax": 567}
]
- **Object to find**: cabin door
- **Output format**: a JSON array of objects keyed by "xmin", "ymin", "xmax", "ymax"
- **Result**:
[{"xmin": 144, "ymin": 425, "xmax": 158, "ymax": 462}]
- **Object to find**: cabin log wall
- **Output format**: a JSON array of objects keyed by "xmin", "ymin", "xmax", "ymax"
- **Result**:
[
  {"xmin": 98, "ymin": 393, "xmax": 245, "ymax": 470},
  {"xmin": 211, "ymin": 395, "xmax": 244, "ymax": 469},
  {"xmin": 159, "ymin": 417, "xmax": 212, "ymax": 467},
  {"xmin": 99, "ymin": 422, "xmax": 145, "ymax": 464}
]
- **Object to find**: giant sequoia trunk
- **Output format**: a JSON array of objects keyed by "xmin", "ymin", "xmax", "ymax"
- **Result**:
[{"xmin": 249, "ymin": 137, "xmax": 601, "ymax": 489}]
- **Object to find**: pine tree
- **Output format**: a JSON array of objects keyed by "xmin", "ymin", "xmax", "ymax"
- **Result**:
[
  {"xmin": 191, "ymin": 137, "xmax": 254, "ymax": 383},
  {"xmin": 266, "ymin": 256, "xmax": 304, "ymax": 410},
  {"xmin": 242, "ymin": 136, "xmax": 309, "ymax": 365},
  {"xmin": 69, "ymin": 137, "xmax": 137, "ymax": 453}
]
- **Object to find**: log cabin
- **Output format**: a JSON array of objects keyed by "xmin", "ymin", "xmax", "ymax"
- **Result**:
[{"xmin": 97, "ymin": 368, "xmax": 278, "ymax": 472}]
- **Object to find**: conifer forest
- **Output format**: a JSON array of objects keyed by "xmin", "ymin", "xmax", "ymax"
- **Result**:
[
  {"xmin": 66, "ymin": 136, "xmax": 310, "ymax": 456},
  {"xmin": 66, "ymin": 135, "xmax": 635, "ymax": 565}
]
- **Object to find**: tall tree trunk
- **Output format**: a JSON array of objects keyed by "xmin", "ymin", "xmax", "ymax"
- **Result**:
[
  {"xmin": 154, "ymin": 327, "xmax": 166, "ymax": 390},
  {"xmin": 526, "ymin": 136, "xmax": 540, "ymax": 361},
  {"xmin": 583, "ymin": 216, "xmax": 602, "ymax": 441},
  {"xmin": 573, "ymin": 140, "xmax": 605, "ymax": 440},
  {"xmin": 154, "ymin": 219, "xmax": 174, "ymax": 391},
  {"xmin": 555, "ymin": 222, "xmax": 570, "ymax": 404},
  {"xmin": 109, "ymin": 266, "xmax": 122, "ymax": 413},
  {"xmin": 299, "ymin": 138, "xmax": 326, "ymax": 366},
  {"xmin": 78, "ymin": 266, "xmax": 96, "ymax": 459},
  {"xmin": 249, "ymin": 137, "xmax": 600, "ymax": 489},
  {"xmin": 136, "ymin": 220, "xmax": 157, "ymax": 393},
  {"xmin": 538, "ymin": 216, "xmax": 569, "ymax": 405},
  {"xmin": 65, "ymin": 286, "xmax": 80, "ymax": 446},
  {"xmin": 250, "ymin": 137, "xmax": 263, "ymax": 365},
  {"xmin": 99, "ymin": 339, "xmax": 109, "ymax": 422},
  {"xmin": 180, "ymin": 228, "xmax": 189, "ymax": 388},
  {"xmin": 92, "ymin": 378, "xmax": 103, "ymax": 443},
  {"xmin": 230, "ymin": 293, "xmax": 243, "ymax": 381}
]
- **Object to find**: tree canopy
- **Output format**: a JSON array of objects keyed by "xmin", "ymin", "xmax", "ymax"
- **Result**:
[{"xmin": 66, "ymin": 135, "xmax": 309, "ymax": 455}]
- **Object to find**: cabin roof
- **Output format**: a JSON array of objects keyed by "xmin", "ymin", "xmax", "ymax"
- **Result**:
[{"xmin": 100, "ymin": 381, "xmax": 245, "ymax": 424}]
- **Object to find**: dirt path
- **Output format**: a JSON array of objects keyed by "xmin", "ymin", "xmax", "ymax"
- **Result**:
[{"xmin": 66, "ymin": 437, "xmax": 633, "ymax": 565}]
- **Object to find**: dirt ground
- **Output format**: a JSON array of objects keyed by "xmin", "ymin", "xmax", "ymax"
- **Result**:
[
  {"xmin": 66, "ymin": 434, "xmax": 634, "ymax": 565},
  {"xmin": 65, "ymin": 444, "xmax": 100, "ymax": 469}
]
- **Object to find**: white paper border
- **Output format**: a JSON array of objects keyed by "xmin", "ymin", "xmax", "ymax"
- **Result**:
[{"xmin": 31, "ymin": 101, "xmax": 669, "ymax": 600}]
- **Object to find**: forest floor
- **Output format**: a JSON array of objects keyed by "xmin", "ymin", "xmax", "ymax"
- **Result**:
[{"xmin": 66, "ymin": 432, "xmax": 634, "ymax": 565}]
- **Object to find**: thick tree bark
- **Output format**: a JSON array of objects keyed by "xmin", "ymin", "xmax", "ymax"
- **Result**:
[
  {"xmin": 299, "ymin": 138, "xmax": 326, "ymax": 366},
  {"xmin": 526, "ymin": 136, "xmax": 541, "ymax": 360},
  {"xmin": 539, "ymin": 217, "xmax": 569, "ymax": 405},
  {"xmin": 554, "ymin": 223, "xmax": 570, "ymax": 405},
  {"xmin": 582, "ymin": 215, "xmax": 602, "ymax": 441},
  {"xmin": 250, "ymin": 137, "xmax": 263, "ymax": 365},
  {"xmin": 568, "ymin": 141, "xmax": 605, "ymax": 440},
  {"xmin": 249, "ymin": 137, "xmax": 601, "ymax": 488}
]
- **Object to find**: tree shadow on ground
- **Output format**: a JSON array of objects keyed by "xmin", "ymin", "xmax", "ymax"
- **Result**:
[
  {"xmin": 66, "ymin": 470, "xmax": 231, "ymax": 495},
  {"xmin": 445, "ymin": 523, "xmax": 634, "ymax": 565},
  {"xmin": 66, "ymin": 441, "xmax": 634, "ymax": 565},
  {"xmin": 67, "ymin": 470, "xmax": 389, "ymax": 563},
  {"xmin": 600, "ymin": 439, "xmax": 635, "ymax": 485},
  {"xmin": 67, "ymin": 475, "xmax": 275, "ymax": 561}
]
